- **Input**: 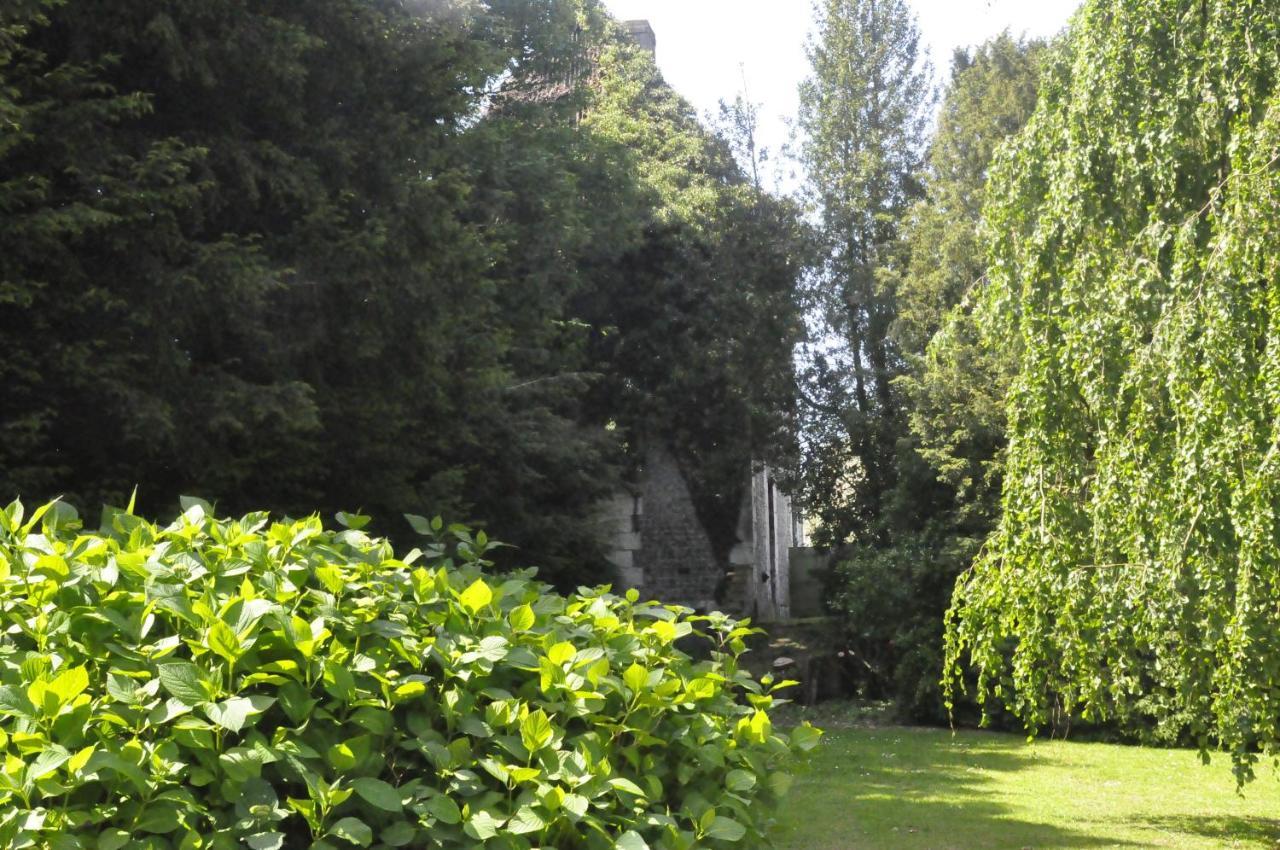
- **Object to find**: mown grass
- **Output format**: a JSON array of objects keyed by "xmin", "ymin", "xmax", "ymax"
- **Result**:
[{"xmin": 772, "ymin": 711, "xmax": 1280, "ymax": 849}]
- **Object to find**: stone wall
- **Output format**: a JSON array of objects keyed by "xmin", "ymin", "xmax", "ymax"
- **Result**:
[
  {"xmin": 597, "ymin": 492, "xmax": 643, "ymax": 591},
  {"xmin": 624, "ymin": 20, "xmax": 657, "ymax": 57},
  {"xmin": 788, "ymin": 547, "xmax": 831, "ymax": 619},
  {"xmin": 634, "ymin": 445, "xmax": 721, "ymax": 609},
  {"xmin": 745, "ymin": 464, "xmax": 794, "ymax": 622},
  {"xmin": 600, "ymin": 445, "xmax": 802, "ymax": 621}
]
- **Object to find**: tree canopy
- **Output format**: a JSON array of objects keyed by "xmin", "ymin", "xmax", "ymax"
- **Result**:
[
  {"xmin": 796, "ymin": 0, "xmax": 933, "ymax": 546},
  {"xmin": 802, "ymin": 24, "xmax": 1044, "ymax": 719},
  {"xmin": 0, "ymin": 0, "xmax": 804, "ymax": 587},
  {"xmin": 945, "ymin": 0, "xmax": 1280, "ymax": 779}
]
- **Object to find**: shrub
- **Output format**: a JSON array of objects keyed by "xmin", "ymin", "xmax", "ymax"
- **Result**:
[
  {"xmin": 0, "ymin": 498, "xmax": 817, "ymax": 849},
  {"xmin": 831, "ymin": 530, "xmax": 980, "ymax": 723}
]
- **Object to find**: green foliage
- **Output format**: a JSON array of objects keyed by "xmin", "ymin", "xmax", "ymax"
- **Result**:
[
  {"xmin": 831, "ymin": 532, "xmax": 981, "ymax": 722},
  {"xmin": 0, "ymin": 498, "xmax": 816, "ymax": 848},
  {"xmin": 896, "ymin": 35, "xmax": 1045, "ymax": 535},
  {"xmin": 579, "ymin": 41, "xmax": 806, "ymax": 564},
  {"xmin": 944, "ymin": 0, "xmax": 1280, "ymax": 781},
  {"xmin": 810, "ymin": 32, "xmax": 1042, "ymax": 719},
  {"xmin": 0, "ymin": 2, "xmax": 805, "ymax": 588},
  {"xmin": 797, "ymin": 0, "xmax": 933, "ymax": 546}
]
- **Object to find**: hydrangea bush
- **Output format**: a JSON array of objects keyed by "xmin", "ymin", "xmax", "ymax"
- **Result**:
[{"xmin": 0, "ymin": 498, "xmax": 817, "ymax": 849}]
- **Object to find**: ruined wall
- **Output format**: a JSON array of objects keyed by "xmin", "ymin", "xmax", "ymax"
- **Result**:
[
  {"xmin": 598, "ymin": 492, "xmax": 643, "ymax": 591},
  {"xmin": 634, "ymin": 445, "xmax": 720, "ymax": 609},
  {"xmin": 624, "ymin": 20, "xmax": 657, "ymax": 57},
  {"xmin": 745, "ymin": 464, "xmax": 793, "ymax": 622},
  {"xmin": 787, "ymin": 547, "xmax": 830, "ymax": 620},
  {"xmin": 599, "ymin": 447, "xmax": 802, "ymax": 620}
]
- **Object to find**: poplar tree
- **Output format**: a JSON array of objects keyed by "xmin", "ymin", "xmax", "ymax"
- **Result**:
[
  {"xmin": 796, "ymin": 0, "xmax": 933, "ymax": 544},
  {"xmin": 820, "ymin": 33, "xmax": 1044, "ymax": 720}
]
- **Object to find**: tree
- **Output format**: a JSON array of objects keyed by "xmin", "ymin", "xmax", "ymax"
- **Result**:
[
  {"xmin": 897, "ymin": 33, "xmax": 1046, "ymax": 535},
  {"xmin": 945, "ymin": 0, "xmax": 1280, "ymax": 781},
  {"xmin": 0, "ymin": 0, "xmax": 617, "ymax": 580},
  {"xmin": 796, "ymin": 0, "xmax": 933, "ymax": 546},
  {"xmin": 578, "ymin": 40, "xmax": 806, "ymax": 567},
  {"xmin": 0, "ymin": 1, "xmax": 806, "ymax": 590},
  {"xmin": 819, "ymin": 34, "xmax": 1044, "ymax": 720}
]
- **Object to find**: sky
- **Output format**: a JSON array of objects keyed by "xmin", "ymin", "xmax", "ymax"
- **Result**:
[{"xmin": 600, "ymin": 0, "xmax": 1082, "ymax": 187}]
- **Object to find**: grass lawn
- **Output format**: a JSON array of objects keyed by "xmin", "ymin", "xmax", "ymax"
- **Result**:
[{"xmin": 771, "ymin": 712, "xmax": 1280, "ymax": 849}]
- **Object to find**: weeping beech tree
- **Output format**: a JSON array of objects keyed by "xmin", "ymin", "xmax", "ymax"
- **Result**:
[{"xmin": 944, "ymin": 0, "xmax": 1280, "ymax": 779}]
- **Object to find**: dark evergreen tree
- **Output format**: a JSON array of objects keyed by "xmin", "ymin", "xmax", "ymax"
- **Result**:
[{"xmin": 0, "ymin": 1, "xmax": 806, "ymax": 589}]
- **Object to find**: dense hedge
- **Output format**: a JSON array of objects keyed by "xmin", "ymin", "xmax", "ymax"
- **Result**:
[{"xmin": 0, "ymin": 499, "xmax": 816, "ymax": 848}]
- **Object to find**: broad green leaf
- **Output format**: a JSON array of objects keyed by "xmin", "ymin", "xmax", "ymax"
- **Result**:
[
  {"xmin": 706, "ymin": 816, "xmax": 747, "ymax": 841},
  {"xmin": 329, "ymin": 816, "xmax": 372, "ymax": 847},
  {"xmin": 520, "ymin": 709, "xmax": 553, "ymax": 752},
  {"xmin": 616, "ymin": 831, "xmax": 650, "ymax": 850},
  {"xmin": 650, "ymin": 620, "xmax": 677, "ymax": 643},
  {"xmin": 463, "ymin": 809, "xmax": 503, "ymax": 841},
  {"xmin": 725, "ymin": 768, "xmax": 756, "ymax": 792},
  {"xmin": 68, "ymin": 744, "xmax": 96, "ymax": 774},
  {"xmin": 106, "ymin": 673, "xmax": 139, "ymax": 704},
  {"xmin": 48, "ymin": 666, "xmax": 89, "ymax": 705},
  {"xmin": 392, "ymin": 680, "xmax": 427, "ymax": 700},
  {"xmin": 350, "ymin": 777, "xmax": 402, "ymax": 812},
  {"xmin": 26, "ymin": 744, "xmax": 71, "ymax": 780},
  {"xmin": 790, "ymin": 723, "xmax": 823, "ymax": 752},
  {"xmin": 246, "ymin": 833, "xmax": 285, "ymax": 850},
  {"xmin": 315, "ymin": 565, "xmax": 345, "ymax": 594},
  {"xmin": 403, "ymin": 514, "xmax": 435, "ymax": 536},
  {"xmin": 204, "ymin": 695, "xmax": 275, "ymax": 733},
  {"xmin": 507, "ymin": 805, "xmax": 545, "ymax": 834},
  {"xmin": 380, "ymin": 823, "xmax": 416, "ymax": 847},
  {"xmin": 158, "ymin": 661, "xmax": 213, "ymax": 704},
  {"xmin": 563, "ymin": 793, "xmax": 589, "ymax": 818},
  {"xmin": 208, "ymin": 620, "xmax": 242, "ymax": 665},
  {"xmin": 97, "ymin": 830, "xmax": 131, "ymax": 850},
  {"xmin": 508, "ymin": 604, "xmax": 536, "ymax": 632},
  {"xmin": 684, "ymin": 677, "xmax": 716, "ymax": 701},
  {"xmin": 623, "ymin": 663, "xmax": 648, "ymax": 695},
  {"xmin": 459, "ymin": 578, "xmax": 493, "ymax": 614},
  {"xmin": 608, "ymin": 777, "xmax": 646, "ymax": 798},
  {"xmin": 335, "ymin": 511, "xmax": 370, "ymax": 530},
  {"xmin": 547, "ymin": 641, "xmax": 576, "ymax": 666},
  {"xmin": 424, "ymin": 794, "xmax": 462, "ymax": 825}
]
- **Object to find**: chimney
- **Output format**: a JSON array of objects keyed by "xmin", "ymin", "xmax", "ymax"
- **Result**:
[{"xmin": 624, "ymin": 20, "xmax": 657, "ymax": 58}]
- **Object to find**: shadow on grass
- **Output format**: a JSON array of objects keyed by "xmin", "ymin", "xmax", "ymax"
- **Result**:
[
  {"xmin": 774, "ymin": 727, "xmax": 1140, "ymax": 849},
  {"xmin": 1134, "ymin": 815, "xmax": 1280, "ymax": 845}
]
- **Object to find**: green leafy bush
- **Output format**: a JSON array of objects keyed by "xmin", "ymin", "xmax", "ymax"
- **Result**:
[
  {"xmin": 0, "ymin": 498, "xmax": 817, "ymax": 849},
  {"xmin": 831, "ymin": 530, "xmax": 980, "ymax": 723}
]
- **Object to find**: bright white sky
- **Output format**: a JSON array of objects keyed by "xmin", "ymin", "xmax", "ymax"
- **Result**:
[{"xmin": 601, "ymin": 0, "xmax": 1081, "ymax": 186}]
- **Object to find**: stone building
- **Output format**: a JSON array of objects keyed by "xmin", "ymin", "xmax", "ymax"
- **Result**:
[
  {"xmin": 597, "ymin": 445, "xmax": 804, "ymax": 622},
  {"xmin": 624, "ymin": 20, "xmax": 657, "ymax": 57}
]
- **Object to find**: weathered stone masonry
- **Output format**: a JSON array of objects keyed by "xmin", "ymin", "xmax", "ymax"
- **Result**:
[{"xmin": 597, "ymin": 444, "xmax": 803, "ymax": 622}]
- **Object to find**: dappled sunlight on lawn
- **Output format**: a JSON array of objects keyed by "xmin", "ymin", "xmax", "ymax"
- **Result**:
[{"xmin": 772, "ymin": 722, "xmax": 1280, "ymax": 849}]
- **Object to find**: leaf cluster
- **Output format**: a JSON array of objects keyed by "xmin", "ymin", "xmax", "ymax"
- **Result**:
[{"xmin": 0, "ymin": 498, "xmax": 817, "ymax": 848}]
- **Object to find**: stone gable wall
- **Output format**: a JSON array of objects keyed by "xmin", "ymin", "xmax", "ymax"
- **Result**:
[
  {"xmin": 635, "ymin": 445, "xmax": 720, "ymax": 610},
  {"xmin": 599, "ymin": 444, "xmax": 799, "ymax": 621}
]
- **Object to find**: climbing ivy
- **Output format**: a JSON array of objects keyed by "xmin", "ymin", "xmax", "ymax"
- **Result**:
[{"xmin": 944, "ymin": 0, "xmax": 1280, "ymax": 781}]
